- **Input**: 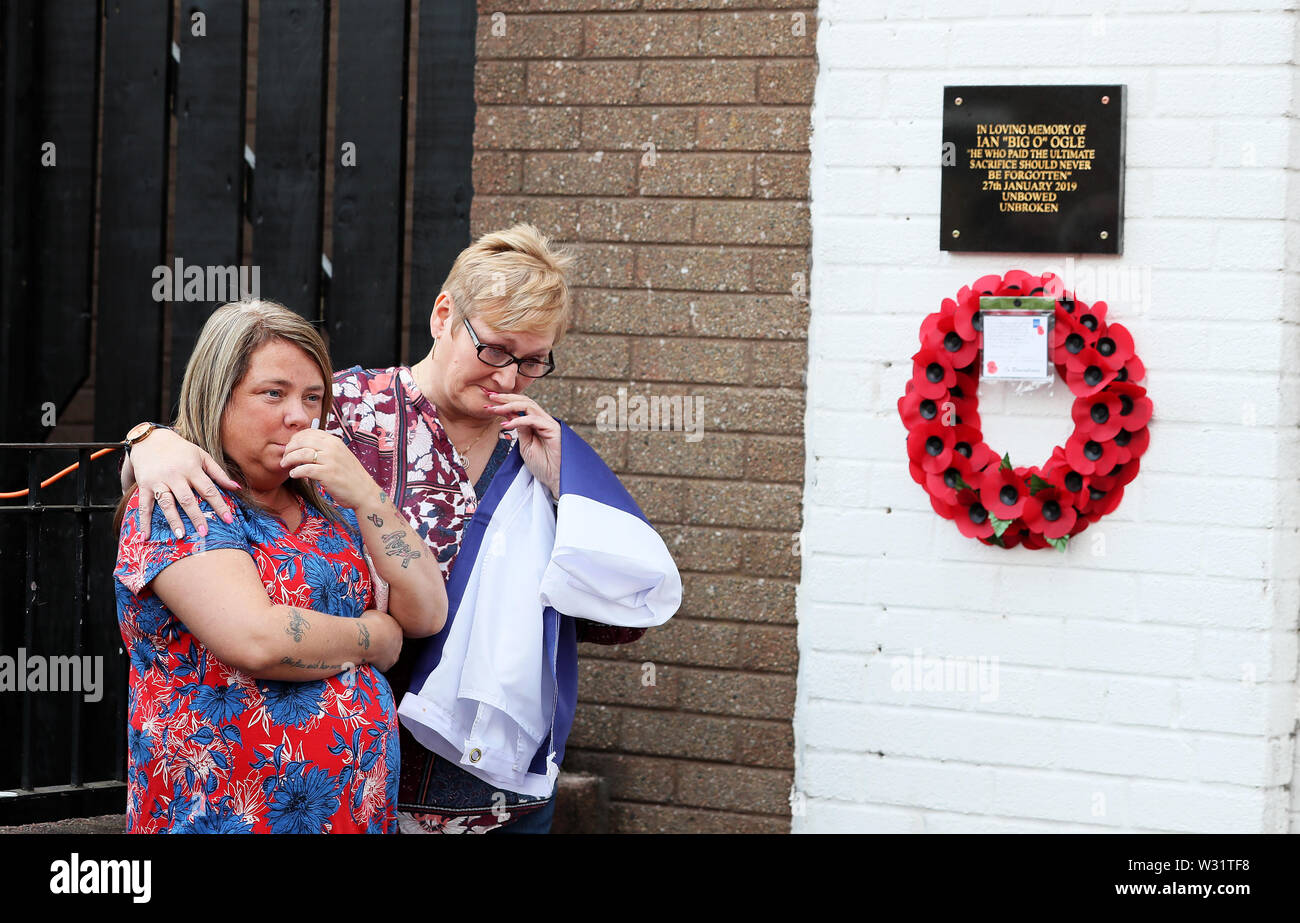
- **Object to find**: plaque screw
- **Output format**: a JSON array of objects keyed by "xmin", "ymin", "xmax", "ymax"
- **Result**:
[
  {"xmin": 954, "ymin": 97, "xmax": 963, "ymax": 106},
  {"xmin": 1099, "ymin": 230, "xmax": 1109, "ymax": 240},
  {"xmin": 951, "ymin": 230, "xmax": 960, "ymax": 238},
  {"xmin": 1101, "ymin": 95, "xmax": 1110, "ymax": 104}
]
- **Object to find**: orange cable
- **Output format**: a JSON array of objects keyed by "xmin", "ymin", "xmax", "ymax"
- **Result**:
[{"xmin": 0, "ymin": 446, "xmax": 121, "ymax": 499}]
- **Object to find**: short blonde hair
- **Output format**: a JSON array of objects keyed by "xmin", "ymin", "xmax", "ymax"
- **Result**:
[
  {"xmin": 115, "ymin": 299, "xmax": 342, "ymax": 533},
  {"xmin": 440, "ymin": 224, "xmax": 574, "ymax": 343}
]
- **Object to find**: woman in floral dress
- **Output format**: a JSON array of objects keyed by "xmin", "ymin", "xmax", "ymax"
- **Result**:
[{"xmin": 113, "ymin": 300, "xmax": 446, "ymax": 833}]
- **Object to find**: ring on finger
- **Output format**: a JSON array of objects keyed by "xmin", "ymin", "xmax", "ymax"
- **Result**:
[
  {"xmin": 154, "ymin": 487, "xmax": 171, "ymax": 501},
  {"xmin": 313, "ymin": 449, "xmax": 320, "ymax": 463}
]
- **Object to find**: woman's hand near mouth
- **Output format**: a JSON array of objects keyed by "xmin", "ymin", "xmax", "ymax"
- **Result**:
[{"xmin": 280, "ymin": 429, "xmax": 377, "ymax": 511}]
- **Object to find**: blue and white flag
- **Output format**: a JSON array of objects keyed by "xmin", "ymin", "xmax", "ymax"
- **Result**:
[{"xmin": 397, "ymin": 422, "xmax": 681, "ymax": 797}]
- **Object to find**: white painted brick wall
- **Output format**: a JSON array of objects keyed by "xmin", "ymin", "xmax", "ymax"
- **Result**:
[{"xmin": 795, "ymin": 2, "xmax": 1300, "ymax": 833}]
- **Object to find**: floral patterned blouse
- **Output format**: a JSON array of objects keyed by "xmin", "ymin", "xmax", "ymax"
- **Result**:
[{"xmin": 114, "ymin": 486, "xmax": 399, "ymax": 834}]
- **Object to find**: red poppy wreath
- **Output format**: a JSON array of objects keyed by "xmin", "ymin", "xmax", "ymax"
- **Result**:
[{"xmin": 898, "ymin": 270, "xmax": 1152, "ymax": 551}]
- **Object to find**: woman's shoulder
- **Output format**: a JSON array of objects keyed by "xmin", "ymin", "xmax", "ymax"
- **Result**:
[{"xmin": 334, "ymin": 365, "xmax": 402, "ymax": 401}]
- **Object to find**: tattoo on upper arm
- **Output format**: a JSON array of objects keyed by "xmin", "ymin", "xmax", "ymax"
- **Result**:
[
  {"xmin": 367, "ymin": 513, "xmax": 384, "ymax": 528},
  {"xmin": 381, "ymin": 530, "xmax": 422, "ymax": 569},
  {"xmin": 285, "ymin": 607, "xmax": 310, "ymax": 643},
  {"xmin": 357, "ymin": 621, "xmax": 371, "ymax": 650}
]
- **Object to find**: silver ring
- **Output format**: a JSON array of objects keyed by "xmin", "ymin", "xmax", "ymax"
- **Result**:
[{"xmin": 153, "ymin": 487, "xmax": 170, "ymax": 501}]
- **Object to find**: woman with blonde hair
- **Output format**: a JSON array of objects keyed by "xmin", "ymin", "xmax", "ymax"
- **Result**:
[
  {"xmin": 123, "ymin": 226, "xmax": 679, "ymax": 834},
  {"xmin": 114, "ymin": 299, "xmax": 445, "ymax": 833}
]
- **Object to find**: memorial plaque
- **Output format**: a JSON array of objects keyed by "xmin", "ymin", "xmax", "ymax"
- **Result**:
[{"xmin": 941, "ymin": 85, "xmax": 1125, "ymax": 254}]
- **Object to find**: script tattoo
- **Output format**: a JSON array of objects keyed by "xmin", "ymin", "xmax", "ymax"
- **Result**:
[
  {"xmin": 285, "ymin": 607, "xmax": 309, "ymax": 643},
  {"xmin": 367, "ymin": 513, "xmax": 384, "ymax": 528},
  {"xmin": 381, "ymin": 530, "xmax": 422, "ymax": 569},
  {"xmin": 358, "ymin": 621, "xmax": 371, "ymax": 650},
  {"xmin": 279, "ymin": 656, "xmax": 345, "ymax": 671}
]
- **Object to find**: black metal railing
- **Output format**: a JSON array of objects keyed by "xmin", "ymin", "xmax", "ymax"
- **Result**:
[{"xmin": 0, "ymin": 444, "xmax": 128, "ymax": 825}]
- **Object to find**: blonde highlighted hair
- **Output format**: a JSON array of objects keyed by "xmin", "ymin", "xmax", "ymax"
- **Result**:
[
  {"xmin": 439, "ymin": 223, "xmax": 574, "ymax": 342},
  {"xmin": 115, "ymin": 299, "xmax": 342, "ymax": 533}
]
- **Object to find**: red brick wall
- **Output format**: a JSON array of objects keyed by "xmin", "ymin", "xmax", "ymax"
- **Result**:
[{"xmin": 471, "ymin": 0, "xmax": 814, "ymax": 832}]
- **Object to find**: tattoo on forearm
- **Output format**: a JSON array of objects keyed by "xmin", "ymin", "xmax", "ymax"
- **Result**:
[
  {"xmin": 357, "ymin": 622, "xmax": 371, "ymax": 650},
  {"xmin": 285, "ymin": 607, "xmax": 310, "ymax": 643},
  {"xmin": 381, "ymin": 529, "xmax": 422, "ymax": 569},
  {"xmin": 378, "ymin": 489, "xmax": 389, "ymax": 506},
  {"xmin": 367, "ymin": 512, "xmax": 383, "ymax": 528},
  {"xmin": 279, "ymin": 656, "xmax": 345, "ymax": 671}
]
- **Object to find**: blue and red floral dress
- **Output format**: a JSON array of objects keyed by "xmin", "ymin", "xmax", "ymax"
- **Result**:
[{"xmin": 114, "ymin": 486, "xmax": 399, "ymax": 834}]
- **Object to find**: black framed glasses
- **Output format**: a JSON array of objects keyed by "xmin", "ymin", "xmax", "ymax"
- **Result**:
[{"xmin": 462, "ymin": 318, "xmax": 556, "ymax": 378}]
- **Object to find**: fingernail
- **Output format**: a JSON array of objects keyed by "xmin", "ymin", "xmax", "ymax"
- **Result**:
[{"xmin": 174, "ymin": 528, "xmax": 184, "ymax": 538}]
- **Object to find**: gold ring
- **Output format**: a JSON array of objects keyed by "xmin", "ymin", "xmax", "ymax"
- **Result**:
[
  {"xmin": 153, "ymin": 488, "xmax": 170, "ymax": 501},
  {"xmin": 313, "ymin": 450, "xmax": 320, "ymax": 463}
]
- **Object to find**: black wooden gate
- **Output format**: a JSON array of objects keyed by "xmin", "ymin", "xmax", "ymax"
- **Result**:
[{"xmin": 0, "ymin": 0, "xmax": 476, "ymax": 824}]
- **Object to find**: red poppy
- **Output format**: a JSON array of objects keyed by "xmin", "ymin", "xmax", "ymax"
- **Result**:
[
  {"xmin": 1092, "ymin": 323, "xmax": 1134, "ymax": 371},
  {"xmin": 924, "ymin": 453, "xmax": 981, "ymax": 507},
  {"xmin": 1106, "ymin": 381, "xmax": 1153, "ymax": 430},
  {"xmin": 1063, "ymin": 346, "xmax": 1119, "ymax": 398},
  {"xmin": 1106, "ymin": 457, "xmax": 1141, "ymax": 488},
  {"xmin": 1071, "ymin": 393, "xmax": 1124, "ymax": 441},
  {"xmin": 989, "ymin": 527, "xmax": 1025, "ymax": 549},
  {"xmin": 1041, "ymin": 455, "xmax": 1090, "ymax": 506},
  {"xmin": 911, "ymin": 347, "xmax": 956, "ymax": 399},
  {"xmin": 1112, "ymin": 425, "xmax": 1150, "ymax": 465},
  {"xmin": 1022, "ymin": 488, "xmax": 1078, "ymax": 539},
  {"xmin": 898, "ymin": 384, "xmax": 944, "ymax": 430},
  {"xmin": 1052, "ymin": 307, "xmax": 1087, "ymax": 356},
  {"xmin": 998, "ymin": 269, "xmax": 1036, "ymax": 294},
  {"xmin": 906, "ymin": 420, "xmax": 955, "ymax": 474},
  {"xmin": 1070, "ymin": 298, "xmax": 1109, "ymax": 334},
  {"xmin": 1065, "ymin": 430, "xmax": 1118, "ymax": 476},
  {"xmin": 1081, "ymin": 483, "xmax": 1124, "ymax": 522},
  {"xmin": 921, "ymin": 312, "xmax": 979, "ymax": 368},
  {"xmin": 978, "ymin": 466, "xmax": 1028, "ymax": 520},
  {"xmin": 953, "ymin": 290, "xmax": 982, "ymax": 341},
  {"xmin": 1118, "ymin": 354, "xmax": 1145, "ymax": 384},
  {"xmin": 953, "ymin": 496, "xmax": 996, "ymax": 539}
]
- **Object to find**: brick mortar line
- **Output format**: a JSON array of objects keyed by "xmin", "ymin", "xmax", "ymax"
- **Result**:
[
  {"xmin": 480, "ymin": 8, "xmax": 819, "ymax": 17},
  {"xmin": 483, "ymin": 195, "xmax": 813, "ymax": 205},
  {"xmin": 575, "ymin": 702, "xmax": 796, "ymax": 725},
  {"xmin": 481, "ymin": 54, "xmax": 816, "ymax": 62},
  {"xmin": 797, "ymin": 695, "xmax": 1292, "ymax": 734},
  {"xmin": 794, "ymin": 800, "xmax": 1183, "ymax": 833},
  {"xmin": 795, "ymin": 644, "xmax": 1263, "ymax": 677},
  {"xmin": 563, "ymin": 332, "xmax": 809, "ymax": 342},
  {"xmin": 802, "ymin": 745, "xmax": 1285, "ymax": 788},
  {"xmin": 568, "ymin": 746, "xmax": 794, "ymax": 776},
  {"xmin": 800, "ymin": 603, "xmax": 1289, "ymax": 633},
  {"xmin": 602, "ymin": 798, "xmax": 795, "ymax": 822}
]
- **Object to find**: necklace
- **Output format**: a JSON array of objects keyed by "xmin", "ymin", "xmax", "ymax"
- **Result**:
[{"xmin": 448, "ymin": 421, "xmax": 495, "ymax": 464}]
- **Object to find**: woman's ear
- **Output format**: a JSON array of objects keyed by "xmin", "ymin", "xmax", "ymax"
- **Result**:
[{"xmin": 429, "ymin": 293, "xmax": 454, "ymax": 341}]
